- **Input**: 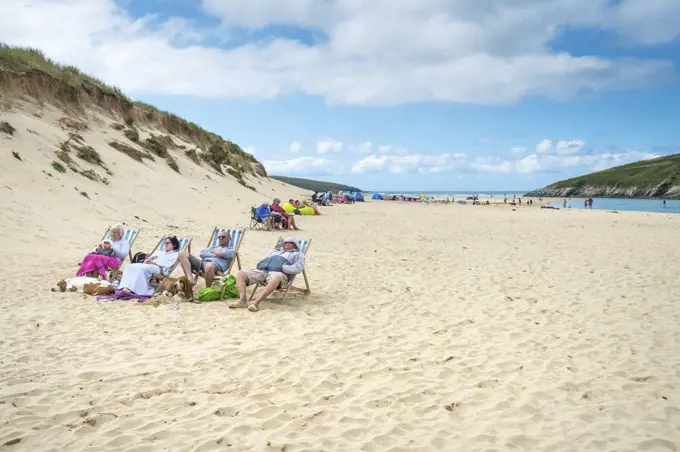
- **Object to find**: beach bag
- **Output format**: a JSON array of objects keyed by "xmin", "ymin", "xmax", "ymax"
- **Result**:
[
  {"xmin": 197, "ymin": 287, "xmax": 222, "ymax": 302},
  {"xmin": 197, "ymin": 276, "xmax": 239, "ymax": 301},
  {"xmin": 132, "ymin": 252, "xmax": 147, "ymax": 263},
  {"xmin": 221, "ymin": 275, "xmax": 239, "ymax": 299}
]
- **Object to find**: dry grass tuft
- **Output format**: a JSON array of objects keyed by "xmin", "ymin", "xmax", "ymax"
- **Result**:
[
  {"xmin": 185, "ymin": 148, "xmax": 200, "ymax": 165},
  {"xmin": 108, "ymin": 140, "xmax": 154, "ymax": 163},
  {"xmin": 58, "ymin": 117, "xmax": 88, "ymax": 131},
  {"xmin": 123, "ymin": 127, "xmax": 139, "ymax": 143},
  {"xmin": 0, "ymin": 120, "xmax": 16, "ymax": 135}
]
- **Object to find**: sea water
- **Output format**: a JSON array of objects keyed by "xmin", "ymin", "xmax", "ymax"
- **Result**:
[
  {"xmin": 368, "ymin": 191, "xmax": 679, "ymax": 214},
  {"xmin": 542, "ymin": 198, "xmax": 680, "ymax": 214}
]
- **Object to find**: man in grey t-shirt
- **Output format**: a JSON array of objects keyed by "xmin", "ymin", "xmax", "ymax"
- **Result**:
[{"xmin": 178, "ymin": 233, "xmax": 234, "ymax": 288}]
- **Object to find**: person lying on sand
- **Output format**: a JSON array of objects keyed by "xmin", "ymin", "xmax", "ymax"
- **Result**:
[
  {"xmin": 117, "ymin": 236, "xmax": 180, "ymax": 296},
  {"xmin": 229, "ymin": 237, "xmax": 305, "ymax": 312},
  {"xmin": 178, "ymin": 231, "xmax": 234, "ymax": 290}
]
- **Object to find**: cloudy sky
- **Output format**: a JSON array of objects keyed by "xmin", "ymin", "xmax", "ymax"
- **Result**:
[{"xmin": 2, "ymin": 0, "xmax": 679, "ymax": 191}]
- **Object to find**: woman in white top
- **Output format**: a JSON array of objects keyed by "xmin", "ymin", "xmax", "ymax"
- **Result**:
[{"xmin": 117, "ymin": 236, "xmax": 180, "ymax": 295}]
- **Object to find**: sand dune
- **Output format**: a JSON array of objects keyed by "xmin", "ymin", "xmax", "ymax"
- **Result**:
[{"xmin": 3, "ymin": 101, "xmax": 680, "ymax": 450}]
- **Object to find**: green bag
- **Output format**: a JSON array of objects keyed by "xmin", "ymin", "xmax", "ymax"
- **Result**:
[
  {"xmin": 197, "ymin": 275, "xmax": 239, "ymax": 302},
  {"xmin": 220, "ymin": 275, "xmax": 239, "ymax": 299}
]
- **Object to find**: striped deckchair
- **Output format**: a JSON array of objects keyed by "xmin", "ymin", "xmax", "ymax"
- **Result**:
[
  {"xmin": 249, "ymin": 237, "xmax": 312, "ymax": 303},
  {"xmin": 98, "ymin": 226, "xmax": 140, "ymax": 264},
  {"xmin": 147, "ymin": 235, "xmax": 192, "ymax": 293},
  {"xmin": 205, "ymin": 227, "xmax": 245, "ymax": 275}
]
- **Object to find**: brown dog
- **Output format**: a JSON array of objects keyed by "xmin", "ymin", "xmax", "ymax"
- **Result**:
[
  {"xmin": 83, "ymin": 283, "xmax": 115, "ymax": 295},
  {"xmin": 53, "ymin": 277, "xmax": 114, "ymax": 295},
  {"xmin": 159, "ymin": 276, "xmax": 194, "ymax": 300}
]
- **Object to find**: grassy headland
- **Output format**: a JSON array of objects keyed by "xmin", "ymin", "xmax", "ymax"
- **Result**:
[{"xmin": 525, "ymin": 153, "xmax": 680, "ymax": 199}]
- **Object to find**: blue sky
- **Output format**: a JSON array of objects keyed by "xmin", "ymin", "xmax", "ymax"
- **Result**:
[{"xmin": 2, "ymin": 0, "xmax": 680, "ymax": 191}]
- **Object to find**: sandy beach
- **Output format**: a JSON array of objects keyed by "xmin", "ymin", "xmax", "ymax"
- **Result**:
[
  {"xmin": 1, "ymin": 98, "xmax": 680, "ymax": 452},
  {"xmin": 3, "ymin": 129, "xmax": 680, "ymax": 451}
]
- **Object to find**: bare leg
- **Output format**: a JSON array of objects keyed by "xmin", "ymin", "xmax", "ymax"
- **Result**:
[
  {"xmin": 289, "ymin": 216, "xmax": 299, "ymax": 230},
  {"xmin": 178, "ymin": 249, "xmax": 195, "ymax": 283},
  {"xmin": 204, "ymin": 262, "xmax": 217, "ymax": 288},
  {"xmin": 250, "ymin": 275, "xmax": 283, "ymax": 311},
  {"xmin": 229, "ymin": 271, "xmax": 250, "ymax": 308}
]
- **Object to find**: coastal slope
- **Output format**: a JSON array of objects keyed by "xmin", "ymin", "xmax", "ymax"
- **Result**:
[
  {"xmin": 270, "ymin": 175, "xmax": 362, "ymax": 192},
  {"xmin": 0, "ymin": 45, "xmax": 311, "ymax": 264},
  {"xmin": 525, "ymin": 153, "xmax": 680, "ymax": 199}
]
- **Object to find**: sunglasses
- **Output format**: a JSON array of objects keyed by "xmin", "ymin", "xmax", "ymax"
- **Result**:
[{"xmin": 218, "ymin": 235, "xmax": 228, "ymax": 239}]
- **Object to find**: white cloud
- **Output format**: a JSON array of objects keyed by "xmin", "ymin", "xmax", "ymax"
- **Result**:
[
  {"xmin": 0, "ymin": 0, "xmax": 677, "ymax": 106},
  {"xmin": 263, "ymin": 156, "xmax": 338, "ymax": 176},
  {"xmin": 536, "ymin": 140, "xmax": 553, "ymax": 153},
  {"xmin": 469, "ymin": 157, "xmax": 514, "ymax": 173},
  {"xmin": 316, "ymin": 138, "xmax": 343, "ymax": 154},
  {"xmin": 352, "ymin": 153, "xmax": 467, "ymax": 174},
  {"xmin": 349, "ymin": 142, "xmax": 373, "ymax": 154},
  {"xmin": 289, "ymin": 140, "xmax": 302, "ymax": 153},
  {"xmin": 350, "ymin": 148, "xmax": 659, "ymax": 175},
  {"xmin": 555, "ymin": 140, "xmax": 585, "ymax": 155}
]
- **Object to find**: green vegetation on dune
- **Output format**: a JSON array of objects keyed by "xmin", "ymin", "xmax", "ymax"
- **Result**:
[
  {"xmin": 0, "ymin": 44, "xmax": 266, "ymax": 179},
  {"xmin": 525, "ymin": 153, "xmax": 680, "ymax": 199},
  {"xmin": 270, "ymin": 176, "xmax": 361, "ymax": 192}
]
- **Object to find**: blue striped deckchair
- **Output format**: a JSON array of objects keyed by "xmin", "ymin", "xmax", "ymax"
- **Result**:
[
  {"xmin": 99, "ymin": 226, "xmax": 140, "ymax": 264},
  {"xmin": 249, "ymin": 237, "xmax": 312, "ymax": 303},
  {"xmin": 205, "ymin": 226, "xmax": 245, "ymax": 275},
  {"xmin": 147, "ymin": 235, "xmax": 192, "ymax": 293}
]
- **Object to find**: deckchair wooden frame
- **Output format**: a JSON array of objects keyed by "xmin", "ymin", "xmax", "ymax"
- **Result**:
[
  {"xmin": 98, "ymin": 225, "xmax": 141, "ymax": 264},
  {"xmin": 249, "ymin": 237, "xmax": 312, "ymax": 303},
  {"xmin": 201, "ymin": 226, "xmax": 245, "ymax": 276},
  {"xmin": 147, "ymin": 235, "xmax": 192, "ymax": 294}
]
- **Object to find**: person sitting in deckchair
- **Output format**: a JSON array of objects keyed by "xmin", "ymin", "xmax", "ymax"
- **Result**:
[
  {"xmin": 271, "ymin": 198, "xmax": 299, "ymax": 230},
  {"xmin": 178, "ymin": 232, "xmax": 234, "ymax": 289},
  {"xmin": 255, "ymin": 202, "xmax": 275, "ymax": 231},
  {"xmin": 118, "ymin": 236, "xmax": 180, "ymax": 296},
  {"xmin": 229, "ymin": 237, "xmax": 305, "ymax": 312}
]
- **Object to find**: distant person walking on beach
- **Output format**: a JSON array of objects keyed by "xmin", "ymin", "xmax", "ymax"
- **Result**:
[
  {"xmin": 663, "ymin": 199, "xmax": 667, "ymax": 208},
  {"xmin": 588, "ymin": 198, "xmax": 593, "ymax": 209},
  {"xmin": 563, "ymin": 199, "xmax": 567, "ymax": 208}
]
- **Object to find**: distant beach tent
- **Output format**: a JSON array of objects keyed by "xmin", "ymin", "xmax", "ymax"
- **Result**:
[
  {"xmin": 352, "ymin": 192, "xmax": 364, "ymax": 202},
  {"xmin": 372, "ymin": 193, "xmax": 383, "ymax": 200}
]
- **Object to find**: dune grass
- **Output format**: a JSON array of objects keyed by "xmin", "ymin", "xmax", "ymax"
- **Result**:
[
  {"xmin": 1, "ymin": 43, "xmax": 265, "ymax": 177},
  {"xmin": 0, "ymin": 44, "xmax": 124, "ymax": 96}
]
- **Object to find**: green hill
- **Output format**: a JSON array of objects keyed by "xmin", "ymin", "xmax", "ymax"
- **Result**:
[
  {"xmin": 525, "ymin": 153, "xmax": 680, "ymax": 199},
  {"xmin": 270, "ymin": 176, "xmax": 361, "ymax": 192}
]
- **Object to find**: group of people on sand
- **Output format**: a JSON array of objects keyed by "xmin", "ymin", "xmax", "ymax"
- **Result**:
[
  {"xmin": 254, "ymin": 197, "xmax": 321, "ymax": 231},
  {"xmin": 72, "ymin": 223, "xmax": 306, "ymax": 312}
]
